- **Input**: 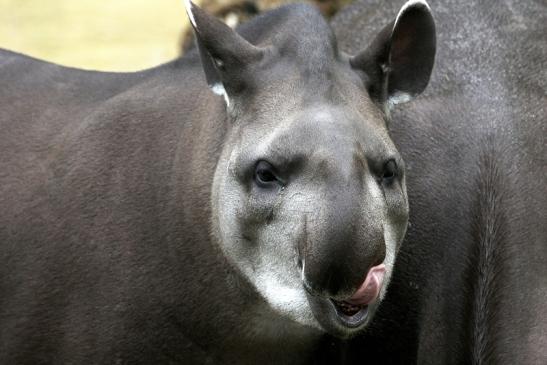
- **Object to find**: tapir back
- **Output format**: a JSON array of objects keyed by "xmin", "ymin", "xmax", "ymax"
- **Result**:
[{"xmin": 0, "ymin": 48, "xmax": 234, "ymax": 363}]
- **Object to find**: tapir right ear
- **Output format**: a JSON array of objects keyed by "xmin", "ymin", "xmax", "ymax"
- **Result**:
[
  {"xmin": 184, "ymin": 0, "xmax": 264, "ymax": 107},
  {"xmin": 350, "ymin": 0, "xmax": 436, "ymax": 109}
]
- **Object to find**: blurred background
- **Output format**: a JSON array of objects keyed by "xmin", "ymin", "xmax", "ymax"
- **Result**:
[{"xmin": 0, "ymin": 0, "xmax": 351, "ymax": 72}]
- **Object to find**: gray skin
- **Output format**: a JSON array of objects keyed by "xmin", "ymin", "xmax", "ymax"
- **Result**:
[
  {"xmin": 0, "ymin": 1, "xmax": 435, "ymax": 364},
  {"xmin": 332, "ymin": 0, "xmax": 547, "ymax": 364}
]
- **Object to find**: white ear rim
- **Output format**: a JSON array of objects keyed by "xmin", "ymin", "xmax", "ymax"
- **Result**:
[
  {"xmin": 211, "ymin": 83, "xmax": 230, "ymax": 108},
  {"xmin": 387, "ymin": 0, "xmax": 431, "ymax": 109},
  {"xmin": 183, "ymin": 0, "xmax": 197, "ymax": 28},
  {"xmin": 183, "ymin": 1, "xmax": 230, "ymax": 108},
  {"xmin": 387, "ymin": 91, "xmax": 412, "ymax": 109},
  {"xmin": 394, "ymin": 0, "xmax": 431, "ymax": 31}
]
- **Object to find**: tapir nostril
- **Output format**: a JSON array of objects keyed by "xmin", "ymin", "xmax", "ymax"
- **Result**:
[
  {"xmin": 302, "ymin": 262, "xmax": 350, "ymax": 298},
  {"xmin": 302, "ymin": 238, "xmax": 387, "ymax": 299}
]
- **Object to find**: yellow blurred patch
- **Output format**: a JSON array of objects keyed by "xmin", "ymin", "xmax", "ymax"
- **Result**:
[{"xmin": 0, "ymin": 0, "xmax": 192, "ymax": 71}]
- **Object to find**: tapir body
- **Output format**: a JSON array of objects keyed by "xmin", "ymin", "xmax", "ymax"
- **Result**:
[
  {"xmin": 0, "ymin": 1, "xmax": 438, "ymax": 364},
  {"xmin": 332, "ymin": 0, "xmax": 547, "ymax": 363}
]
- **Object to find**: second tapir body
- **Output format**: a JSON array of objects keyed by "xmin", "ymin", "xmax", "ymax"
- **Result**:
[
  {"xmin": 332, "ymin": 0, "xmax": 547, "ymax": 363},
  {"xmin": 0, "ymin": 1, "xmax": 436, "ymax": 364}
]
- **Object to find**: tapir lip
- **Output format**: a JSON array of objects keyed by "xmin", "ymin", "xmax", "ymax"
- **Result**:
[
  {"xmin": 303, "ymin": 263, "xmax": 386, "ymax": 304},
  {"xmin": 329, "ymin": 300, "xmax": 369, "ymax": 328},
  {"xmin": 303, "ymin": 263, "xmax": 387, "ymax": 335}
]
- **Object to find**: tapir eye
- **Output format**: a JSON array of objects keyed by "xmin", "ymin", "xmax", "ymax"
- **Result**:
[
  {"xmin": 382, "ymin": 159, "xmax": 398, "ymax": 184},
  {"xmin": 254, "ymin": 161, "xmax": 280, "ymax": 187}
]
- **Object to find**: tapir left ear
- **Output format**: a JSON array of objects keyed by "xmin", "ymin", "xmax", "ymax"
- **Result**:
[
  {"xmin": 350, "ymin": 0, "xmax": 436, "ymax": 108},
  {"xmin": 184, "ymin": 0, "xmax": 264, "ymax": 107}
]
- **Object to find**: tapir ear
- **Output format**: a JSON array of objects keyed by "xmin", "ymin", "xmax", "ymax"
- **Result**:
[
  {"xmin": 184, "ymin": 0, "xmax": 264, "ymax": 106},
  {"xmin": 350, "ymin": 0, "xmax": 436, "ymax": 108}
]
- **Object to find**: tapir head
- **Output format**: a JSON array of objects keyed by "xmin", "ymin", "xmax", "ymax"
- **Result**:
[{"xmin": 185, "ymin": 0, "xmax": 435, "ymax": 338}]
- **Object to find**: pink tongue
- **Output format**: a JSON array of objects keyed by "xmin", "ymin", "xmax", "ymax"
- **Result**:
[{"xmin": 346, "ymin": 264, "xmax": 386, "ymax": 306}]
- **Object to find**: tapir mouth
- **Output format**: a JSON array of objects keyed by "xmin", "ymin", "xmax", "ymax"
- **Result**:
[{"xmin": 329, "ymin": 264, "xmax": 386, "ymax": 327}]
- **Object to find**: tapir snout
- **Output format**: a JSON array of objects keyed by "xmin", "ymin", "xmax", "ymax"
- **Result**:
[{"xmin": 301, "ymin": 188, "xmax": 387, "ymax": 300}]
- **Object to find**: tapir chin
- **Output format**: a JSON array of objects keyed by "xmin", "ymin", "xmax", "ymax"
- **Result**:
[{"xmin": 0, "ymin": 1, "xmax": 435, "ymax": 363}]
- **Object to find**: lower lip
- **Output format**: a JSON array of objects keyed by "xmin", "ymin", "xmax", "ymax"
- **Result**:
[{"xmin": 330, "ymin": 299, "xmax": 369, "ymax": 328}]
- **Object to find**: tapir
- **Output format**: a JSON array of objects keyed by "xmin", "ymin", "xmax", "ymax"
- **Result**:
[
  {"xmin": 0, "ymin": 1, "xmax": 438, "ymax": 363},
  {"xmin": 332, "ymin": 0, "xmax": 547, "ymax": 364}
]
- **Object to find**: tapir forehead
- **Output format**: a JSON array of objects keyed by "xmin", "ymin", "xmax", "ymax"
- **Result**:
[
  {"xmin": 245, "ymin": 53, "xmax": 380, "ymax": 126},
  {"xmin": 235, "ymin": 104, "xmax": 396, "ymax": 180},
  {"xmin": 287, "ymin": 106, "xmax": 390, "ymax": 148}
]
